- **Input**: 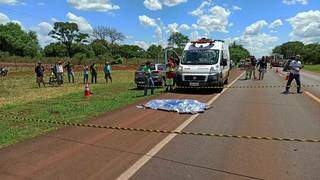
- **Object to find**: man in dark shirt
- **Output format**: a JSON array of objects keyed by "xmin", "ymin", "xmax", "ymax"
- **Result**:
[
  {"xmin": 64, "ymin": 61, "xmax": 75, "ymax": 83},
  {"xmin": 35, "ymin": 61, "xmax": 45, "ymax": 88},
  {"xmin": 90, "ymin": 62, "xmax": 98, "ymax": 83},
  {"xmin": 250, "ymin": 56, "xmax": 257, "ymax": 80},
  {"xmin": 257, "ymin": 56, "xmax": 267, "ymax": 80}
]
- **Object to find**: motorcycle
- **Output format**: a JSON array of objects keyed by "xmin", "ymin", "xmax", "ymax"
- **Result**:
[{"xmin": 0, "ymin": 67, "xmax": 8, "ymax": 77}]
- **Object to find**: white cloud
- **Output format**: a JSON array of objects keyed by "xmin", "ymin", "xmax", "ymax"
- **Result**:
[
  {"xmin": 228, "ymin": 22, "xmax": 234, "ymax": 27},
  {"xmin": 232, "ymin": 5, "xmax": 241, "ymax": 11},
  {"xmin": 190, "ymin": 2, "xmax": 230, "ymax": 33},
  {"xmin": 195, "ymin": 6, "xmax": 231, "ymax": 33},
  {"xmin": 0, "ymin": 12, "xmax": 10, "ymax": 24},
  {"xmin": 66, "ymin": 12, "xmax": 93, "ymax": 34},
  {"xmin": 244, "ymin": 20, "xmax": 268, "ymax": 35},
  {"xmin": 162, "ymin": 0, "xmax": 187, "ymax": 7},
  {"xmin": 143, "ymin": 0, "xmax": 162, "ymax": 11},
  {"xmin": 227, "ymin": 33, "xmax": 279, "ymax": 57},
  {"xmin": 269, "ymin": 19, "xmax": 283, "ymax": 29},
  {"xmin": 0, "ymin": 12, "xmax": 22, "ymax": 27},
  {"xmin": 51, "ymin": 18, "xmax": 58, "ymax": 22},
  {"xmin": 133, "ymin": 41, "xmax": 150, "ymax": 50},
  {"xmin": 67, "ymin": 0, "xmax": 119, "ymax": 12},
  {"xmin": 282, "ymin": 0, "xmax": 308, "ymax": 5},
  {"xmin": 287, "ymin": 10, "xmax": 320, "ymax": 43},
  {"xmin": 143, "ymin": 0, "xmax": 187, "ymax": 11},
  {"xmin": 0, "ymin": 0, "xmax": 18, "ymax": 5},
  {"xmin": 138, "ymin": 15, "xmax": 164, "ymax": 45},
  {"xmin": 34, "ymin": 22, "xmax": 55, "ymax": 46},
  {"xmin": 179, "ymin": 24, "xmax": 190, "ymax": 31},
  {"xmin": 189, "ymin": 0, "xmax": 212, "ymax": 17},
  {"xmin": 139, "ymin": 15, "xmax": 157, "ymax": 27},
  {"xmin": 166, "ymin": 23, "xmax": 190, "ymax": 34},
  {"xmin": 167, "ymin": 23, "xmax": 179, "ymax": 33}
]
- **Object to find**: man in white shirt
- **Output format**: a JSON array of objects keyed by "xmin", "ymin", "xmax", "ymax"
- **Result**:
[
  {"xmin": 56, "ymin": 61, "xmax": 64, "ymax": 85},
  {"xmin": 283, "ymin": 56, "xmax": 303, "ymax": 94}
]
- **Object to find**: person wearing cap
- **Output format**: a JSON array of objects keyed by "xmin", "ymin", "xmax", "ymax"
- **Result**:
[
  {"xmin": 282, "ymin": 55, "xmax": 303, "ymax": 94},
  {"xmin": 35, "ymin": 61, "xmax": 45, "ymax": 88},
  {"xmin": 143, "ymin": 61, "xmax": 154, "ymax": 96},
  {"xmin": 56, "ymin": 61, "xmax": 64, "ymax": 85},
  {"xmin": 64, "ymin": 61, "xmax": 75, "ymax": 83},
  {"xmin": 103, "ymin": 62, "xmax": 112, "ymax": 84}
]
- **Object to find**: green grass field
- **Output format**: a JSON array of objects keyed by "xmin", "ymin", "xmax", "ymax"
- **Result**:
[
  {"xmin": 304, "ymin": 65, "xmax": 320, "ymax": 73},
  {"xmin": 0, "ymin": 68, "xmax": 162, "ymax": 148}
]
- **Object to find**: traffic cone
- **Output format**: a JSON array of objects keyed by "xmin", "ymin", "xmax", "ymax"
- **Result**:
[{"xmin": 84, "ymin": 83, "xmax": 91, "ymax": 97}]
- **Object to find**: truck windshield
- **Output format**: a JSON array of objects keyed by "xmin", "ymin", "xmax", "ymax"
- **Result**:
[{"xmin": 181, "ymin": 50, "xmax": 219, "ymax": 65}]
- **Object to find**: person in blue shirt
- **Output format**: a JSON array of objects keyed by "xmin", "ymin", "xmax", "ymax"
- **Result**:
[{"xmin": 104, "ymin": 62, "xmax": 112, "ymax": 83}]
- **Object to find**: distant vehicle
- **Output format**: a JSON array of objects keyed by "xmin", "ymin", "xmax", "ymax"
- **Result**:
[
  {"xmin": 175, "ymin": 38, "xmax": 231, "ymax": 88},
  {"xmin": 0, "ymin": 67, "xmax": 8, "ymax": 77},
  {"xmin": 270, "ymin": 53, "xmax": 286, "ymax": 67},
  {"xmin": 135, "ymin": 63, "xmax": 166, "ymax": 88},
  {"xmin": 238, "ymin": 59, "xmax": 246, "ymax": 69}
]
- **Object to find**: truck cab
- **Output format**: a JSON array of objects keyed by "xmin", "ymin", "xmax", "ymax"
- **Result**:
[{"xmin": 175, "ymin": 38, "xmax": 230, "ymax": 88}]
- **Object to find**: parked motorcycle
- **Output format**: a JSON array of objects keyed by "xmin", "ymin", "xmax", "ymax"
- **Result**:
[{"xmin": 0, "ymin": 67, "xmax": 8, "ymax": 77}]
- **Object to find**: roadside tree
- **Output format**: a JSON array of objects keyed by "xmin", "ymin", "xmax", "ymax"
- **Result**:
[{"xmin": 49, "ymin": 22, "xmax": 89, "ymax": 57}]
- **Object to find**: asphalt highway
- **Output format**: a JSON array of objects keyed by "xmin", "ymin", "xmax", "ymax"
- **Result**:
[{"xmin": 0, "ymin": 68, "xmax": 319, "ymax": 180}]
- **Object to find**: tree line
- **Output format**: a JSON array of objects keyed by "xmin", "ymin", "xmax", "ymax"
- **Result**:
[
  {"xmin": 273, "ymin": 41, "xmax": 320, "ymax": 64},
  {"xmin": 0, "ymin": 21, "xmax": 251, "ymax": 64}
]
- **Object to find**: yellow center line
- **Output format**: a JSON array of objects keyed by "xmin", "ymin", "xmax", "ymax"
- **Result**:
[{"xmin": 305, "ymin": 91, "xmax": 320, "ymax": 104}]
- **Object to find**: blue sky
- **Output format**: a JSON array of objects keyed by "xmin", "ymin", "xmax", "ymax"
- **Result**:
[{"xmin": 0, "ymin": 0, "xmax": 319, "ymax": 57}]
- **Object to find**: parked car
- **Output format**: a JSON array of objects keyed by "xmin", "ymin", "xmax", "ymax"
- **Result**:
[{"xmin": 135, "ymin": 63, "xmax": 166, "ymax": 88}]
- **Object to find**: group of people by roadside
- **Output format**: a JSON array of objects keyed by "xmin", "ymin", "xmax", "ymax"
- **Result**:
[
  {"xmin": 35, "ymin": 61, "xmax": 112, "ymax": 88},
  {"xmin": 245, "ymin": 56, "xmax": 268, "ymax": 80},
  {"xmin": 142, "ymin": 57, "xmax": 177, "ymax": 96},
  {"xmin": 242, "ymin": 54, "xmax": 304, "ymax": 94}
]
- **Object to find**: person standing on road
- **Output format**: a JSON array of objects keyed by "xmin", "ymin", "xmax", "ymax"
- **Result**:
[
  {"xmin": 282, "ymin": 56, "xmax": 303, "ymax": 94},
  {"xmin": 35, "ymin": 61, "xmax": 46, "ymax": 88},
  {"xmin": 56, "ymin": 61, "xmax": 64, "ymax": 85},
  {"xmin": 64, "ymin": 61, "xmax": 75, "ymax": 83},
  {"xmin": 90, "ymin": 62, "xmax": 98, "ymax": 84},
  {"xmin": 103, "ymin": 62, "xmax": 112, "ymax": 84},
  {"xmin": 250, "ymin": 56, "xmax": 257, "ymax": 80},
  {"xmin": 257, "ymin": 56, "xmax": 267, "ymax": 80},
  {"xmin": 245, "ymin": 58, "xmax": 252, "ymax": 80},
  {"xmin": 83, "ymin": 64, "xmax": 89, "ymax": 84},
  {"xmin": 143, "ymin": 61, "xmax": 155, "ymax": 96}
]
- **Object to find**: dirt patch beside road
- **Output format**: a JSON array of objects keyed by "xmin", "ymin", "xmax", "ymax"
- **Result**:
[{"xmin": 0, "ymin": 62, "xmax": 138, "ymax": 71}]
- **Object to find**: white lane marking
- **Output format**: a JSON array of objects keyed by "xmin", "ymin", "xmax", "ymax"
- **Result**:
[
  {"xmin": 116, "ymin": 72, "xmax": 245, "ymax": 180},
  {"xmin": 305, "ymin": 91, "xmax": 320, "ymax": 104}
]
